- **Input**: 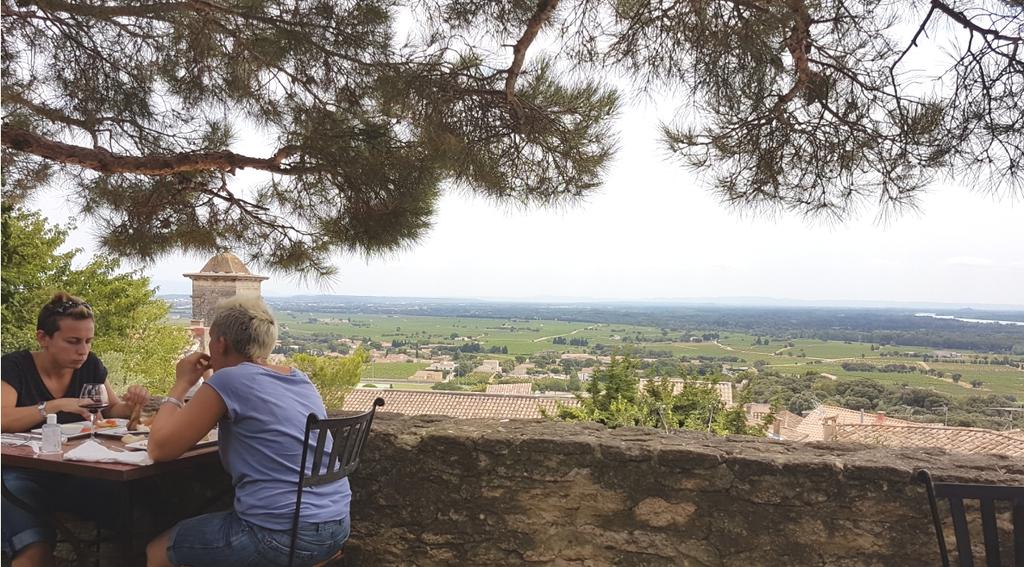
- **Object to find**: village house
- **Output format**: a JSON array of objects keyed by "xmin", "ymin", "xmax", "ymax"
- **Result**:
[
  {"xmin": 484, "ymin": 383, "xmax": 534, "ymax": 396},
  {"xmin": 474, "ymin": 359, "xmax": 502, "ymax": 374},
  {"xmin": 410, "ymin": 370, "xmax": 444, "ymax": 383},
  {"xmin": 427, "ymin": 360, "xmax": 456, "ymax": 372}
]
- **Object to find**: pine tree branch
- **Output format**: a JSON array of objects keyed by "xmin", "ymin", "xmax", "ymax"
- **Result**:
[
  {"xmin": 932, "ymin": 0, "xmax": 1023, "ymax": 44},
  {"xmin": 16, "ymin": 0, "xmax": 196, "ymax": 19},
  {"xmin": 505, "ymin": 0, "xmax": 560, "ymax": 120},
  {"xmin": 1, "ymin": 125, "xmax": 303, "ymax": 175},
  {"xmin": 774, "ymin": 0, "xmax": 814, "ymax": 114},
  {"xmin": 3, "ymin": 91, "xmax": 92, "ymax": 131}
]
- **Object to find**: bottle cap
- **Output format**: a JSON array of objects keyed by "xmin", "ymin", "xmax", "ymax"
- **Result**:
[{"xmin": 46, "ymin": 413, "xmax": 57, "ymax": 424}]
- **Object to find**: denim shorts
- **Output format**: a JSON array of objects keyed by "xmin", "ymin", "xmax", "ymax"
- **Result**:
[
  {"xmin": 2, "ymin": 469, "xmax": 116, "ymax": 560},
  {"xmin": 166, "ymin": 509, "xmax": 350, "ymax": 567}
]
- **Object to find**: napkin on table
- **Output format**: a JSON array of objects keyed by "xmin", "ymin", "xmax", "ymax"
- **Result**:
[
  {"xmin": 1, "ymin": 434, "xmax": 40, "ymax": 452},
  {"xmin": 64, "ymin": 439, "xmax": 152, "ymax": 465}
]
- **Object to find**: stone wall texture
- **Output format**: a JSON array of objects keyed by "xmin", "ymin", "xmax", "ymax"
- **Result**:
[
  {"xmin": 190, "ymin": 277, "xmax": 262, "ymax": 324},
  {"xmin": 339, "ymin": 414, "xmax": 1024, "ymax": 567}
]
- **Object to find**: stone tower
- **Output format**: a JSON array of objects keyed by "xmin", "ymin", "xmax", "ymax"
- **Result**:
[{"xmin": 184, "ymin": 252, "xmax": 268, "ymax": 326}]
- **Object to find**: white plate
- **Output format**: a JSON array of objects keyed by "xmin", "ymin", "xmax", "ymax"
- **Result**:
[
  {"xmin": 95, "ymin": 426, "xmax": 150, "ymax": 438},
  {"xmin": 92, "ymin": 418, "xmax": 129, "ymax": 431},
  {"xmin": 124, "ymin": 429, "xmax": 218, "ymax": 451},
  {"xmin": 29, "ymin": 421, "xmax": 113, "ymax": 440}
]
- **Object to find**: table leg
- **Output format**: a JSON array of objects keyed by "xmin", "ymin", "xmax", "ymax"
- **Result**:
[{"xmin": 118, "ymin": 481, "xmax": 135, "ymax": 566}]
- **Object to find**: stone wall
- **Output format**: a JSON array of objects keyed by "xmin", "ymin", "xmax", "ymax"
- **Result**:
[
  {"xmin": 190, "ymin": 277, "xmax": 262, "ymax": 324},
  {"xmin": 340, "ymin": 415, "xmax": 1024, "ymax": 567}
]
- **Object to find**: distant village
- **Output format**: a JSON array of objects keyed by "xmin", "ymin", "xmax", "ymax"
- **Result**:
[{"xmin": 176, "ymin": 253, "xmax": 1024, "ymax": 462}]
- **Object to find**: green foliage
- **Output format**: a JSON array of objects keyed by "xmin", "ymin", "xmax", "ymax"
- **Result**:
[
  {"xmin": 431, "ymin": 382, "xmax": 467, "ymax": 391},
  {"xmin": 1, "ymin": 205, "xmax": 74, "ymax": 351},
  {"xmin": 529, "ymin": 377, "xmax": 576, "ymax": 393},
  {"xmin": 358, "ymin": 361, "xmax": 429, "ymax": 380},
  {"xmin": 555, "ymin": 356, "xmax": 762, "ymax": 436},
  {"xmin": 450, "ymin": 372, "xmax": 492, "ymax": 386},
  {"xmin": 744, "ymin": 372, "xmax": 1022, "ymax": 430},
  {"xmin": 567, "ymin": 372, "xmax": 582, "ymax": 392},
  {"xmin": 290, "ymin": 347, "xmax": 368, "ymax": 409},
  {"xmin": 1, "ymin": 206, "xmax": 191, "ymax": 394},
  {"xmin": 1, "ymin": 2, "xmax": 617, "ymax": 277}
]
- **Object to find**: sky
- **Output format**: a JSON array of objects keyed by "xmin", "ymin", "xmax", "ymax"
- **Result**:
[
  {"xmin": 30, "ymin": 95, "xmax": 1023, "ymax": 309},
  {"xmin": 22, "ymin": 15, "xmax": 1024, "ymax": 309}
]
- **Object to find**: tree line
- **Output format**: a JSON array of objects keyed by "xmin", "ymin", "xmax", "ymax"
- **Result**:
[{"xmin": 744, "ymin": 372, "xmax": 1020, "ymax": 430}]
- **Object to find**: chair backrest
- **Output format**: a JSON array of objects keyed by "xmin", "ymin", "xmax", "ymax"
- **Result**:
[
  {"xmin": 290, "ymin": 397, "xmax": 385, "ymax": 567},
  {"xmin": 916, "ymin": 469, "xmax": 1024, "ymax": 567}
]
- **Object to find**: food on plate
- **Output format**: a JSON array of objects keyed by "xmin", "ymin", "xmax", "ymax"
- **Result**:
[
  {"xmin": 127, "ymin": 402, "xmax": 142, "ymax": 431},
  {"xmin": 128, "ymin": 397, "xmax": 161, "ymax": 431},
  {"xmin": 95, "ymin": 418, "xmax": 119, "ymax": 429},
  {"xmin": 199, "ymin": 430, "xmax": 218, "ymax": 444},
  {"xmin": 121, "ymin": 433, "xmax": 146, "ymax": 445}
]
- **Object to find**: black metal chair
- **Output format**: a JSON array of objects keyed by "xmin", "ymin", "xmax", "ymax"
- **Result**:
[
  {"xmin": 916, "ymin": 469, "xmax": 1024, "ymax": 567},
  {"xmin": 289, "ymin": 397, "xmax": 385, "ymax": 567}
]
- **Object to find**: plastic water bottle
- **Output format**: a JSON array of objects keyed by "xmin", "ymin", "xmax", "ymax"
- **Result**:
[{"xmin": 41, "ymin": 413, "xmax": 62, "ymax": 454}]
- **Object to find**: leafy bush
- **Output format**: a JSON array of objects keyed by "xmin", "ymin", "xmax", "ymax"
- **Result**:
[
  {"xmin": 1, "ymin": 206, "xmax": 191, "ymax": 394},
  {"xmin": 553, "ymin": 356, "xmax": 762, "ymax": 436},
  {"xmin": 290, "ymin": 347, "xmax": 367, "ymax": 409}
]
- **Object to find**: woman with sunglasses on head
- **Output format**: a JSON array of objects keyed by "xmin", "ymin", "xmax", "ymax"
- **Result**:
[{"xmin": 1, "ymin": 292, "xmax": 149, "ymax": 567}]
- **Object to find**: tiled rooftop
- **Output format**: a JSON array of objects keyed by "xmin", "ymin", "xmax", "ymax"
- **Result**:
[
  {"xmin": 796, "ymin": 405, "xmax": 922, "ymax": 441},
  {"xmin": 773, "ymin": 410, "xmax": 807, "ymax": 441},
  {"xmin": 484, "ymin": 383, "xmax": 534, "ymax": 395},
  {"xmin": 836, "ymin": 424, "xmax": 1024, "ymax": 458},
  {"xmin": 342, "ymin": 388, "xmax": 578, "ymax": 419}
]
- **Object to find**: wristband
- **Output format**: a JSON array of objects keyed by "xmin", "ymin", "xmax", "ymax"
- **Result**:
[{"xmin": 162, "ymin": 397, "xmax": 184, "ymax": 409}]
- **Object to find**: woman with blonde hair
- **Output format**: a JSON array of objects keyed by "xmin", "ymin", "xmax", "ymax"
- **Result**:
[{"xmin": 145, "ymin": 296, "xmax": 349, "ymax": 567}]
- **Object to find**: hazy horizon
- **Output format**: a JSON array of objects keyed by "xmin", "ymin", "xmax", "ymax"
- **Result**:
[{"xmin": 157, "ymin": 290, "xmax": 1024, "ymax": 312}]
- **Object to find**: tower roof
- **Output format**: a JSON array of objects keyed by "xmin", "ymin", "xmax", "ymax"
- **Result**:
[
  {"xmin": 184, "ymin": 251, "xmax": 267, "ymax": 281},
  {"xmin": 198, "ymin": 251, "xmax": 251, "ymax": 274}
]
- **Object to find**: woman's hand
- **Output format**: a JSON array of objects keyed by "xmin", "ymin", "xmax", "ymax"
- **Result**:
[
  {"xmin": 175, "ymin": 352, "xmax": 212, "ymax": 388},
  {"xmin": 121, "ymin": 385, "xmax": 149, "ymax": 407},
  {"xmin": 47, "ymin": 398, "xmax": 94, "ymax": 420}
]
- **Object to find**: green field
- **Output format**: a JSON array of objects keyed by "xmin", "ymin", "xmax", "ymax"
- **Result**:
[
  {"xmin": 358, "ymin": 382, "xmax": 435, "ymax": 390},
  {"xmin": 276, "ymin": 312, "xmax": 1023, "ymax": 399},
  {"xmin": 765, "ymin": 359, "xmax": 1022, "ymax": 398},
  {"xmin": 359, "ymin": 362, "xmax": 429, "ymax": 380}
]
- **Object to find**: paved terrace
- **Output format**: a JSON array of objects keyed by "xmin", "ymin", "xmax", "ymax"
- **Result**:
[{"xmin": 337, "ymin": 414, "xmax": 1024, "ymax": 566}]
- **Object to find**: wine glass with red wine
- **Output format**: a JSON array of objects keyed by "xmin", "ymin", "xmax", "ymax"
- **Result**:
[{"xmin": 78, "ymin": 383, "xmax": 109, "ymax": 439}]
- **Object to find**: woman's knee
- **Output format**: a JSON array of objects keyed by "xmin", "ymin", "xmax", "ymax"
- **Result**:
[
  {"xmin": 10, "ymin": 541, "xmax": 55, "ymax": 567},
  {"xmin": 146, "ymin": 531, "xmax": 173, "ymax": 567}
]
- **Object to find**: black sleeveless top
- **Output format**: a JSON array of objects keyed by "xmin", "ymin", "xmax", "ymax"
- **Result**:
[{"xmin": 1, "ymin": 350, "xmax": 108, "ymax": 424}]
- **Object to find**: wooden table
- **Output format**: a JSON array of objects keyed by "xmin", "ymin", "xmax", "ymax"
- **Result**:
[
  {"xmin": 2, "ymin": 436, "xmax": 220, "ymax": 481},
  {"xmin": 2, "ymin": 436, "xmax": 224, "ymax": 566}
]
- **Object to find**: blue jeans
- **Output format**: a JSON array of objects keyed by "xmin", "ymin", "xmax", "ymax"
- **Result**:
[
  {"xmin": 166, "ymin": 509, "xmax": 349, "ymax": 567},
  {"xmin": 1, "ymin": 469, "xmax": 116, "ymax": 560}
]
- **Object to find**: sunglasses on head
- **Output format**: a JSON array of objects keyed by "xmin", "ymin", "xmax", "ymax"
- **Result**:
[{"xmin": 53, "ymin": 300, "xmax": 92, "ymax": 314}]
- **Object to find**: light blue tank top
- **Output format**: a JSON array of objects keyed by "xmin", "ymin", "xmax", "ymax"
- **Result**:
[{"xmin": 206, "ymin": 363, "xmax": 350, "ymax": 530}]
